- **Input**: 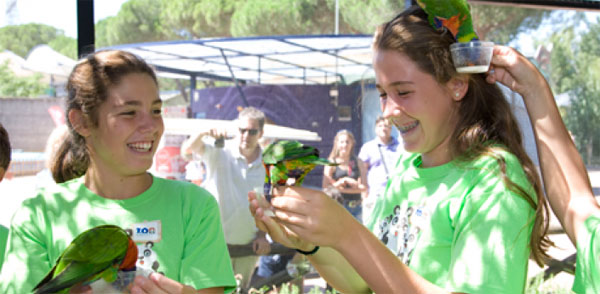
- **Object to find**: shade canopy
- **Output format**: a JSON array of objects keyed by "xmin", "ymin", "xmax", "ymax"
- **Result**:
[{"xmin": 105, "ymin": 35, "xmax": 374, "ymax": 85}]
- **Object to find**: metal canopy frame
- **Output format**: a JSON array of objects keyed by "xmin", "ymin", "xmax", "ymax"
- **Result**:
[{"xmin": 105, "ymin": 35, "xmax": 375, "ymax": 86}]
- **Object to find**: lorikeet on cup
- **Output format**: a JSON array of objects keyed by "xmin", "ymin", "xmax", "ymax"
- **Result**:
[
  {"xmin": 416, "ymin": 0, "xmax": 479, "ymax": 42},
  {"xmin": 33, "ymin": 224, "xmax": 138, "ymax": 294},
  {"xmin": 262, "ymin": 140, "xmax": 336, "ymax": 202}
]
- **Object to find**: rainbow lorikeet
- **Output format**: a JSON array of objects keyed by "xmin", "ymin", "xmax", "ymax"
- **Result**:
[
  {"xmin": 262, "ymin": 140, "xmax": 336, "ymax": 202},
  {"xmin": 416, "ymin": 0, "xmax": 479, "ymax": 42},
  {"xmin": 33, "ymin": 225, "xmax": 138, "ymax": 294}
]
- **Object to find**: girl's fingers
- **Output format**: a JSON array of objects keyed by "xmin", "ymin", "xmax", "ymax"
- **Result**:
[
  {"xmin": 273, "ymin": 208, "xmax": 310, "ymax": 228},
  {"xmin": 271, "ymin": 196, "xmax": 309, "ymax": 216}
]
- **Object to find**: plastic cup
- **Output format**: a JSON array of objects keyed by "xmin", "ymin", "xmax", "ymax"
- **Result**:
[{"xmin": 450, "ymin": 41, "xmax": 494, "ymax": 74}]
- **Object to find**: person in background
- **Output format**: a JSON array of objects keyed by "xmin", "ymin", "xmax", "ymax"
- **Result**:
[
  {"xmin": 180, "ymin": 106, "xmax": 271, "ymax": 291},
  {"xmin": 487, "ymin": 45, "xmax": 600, "ymax": 294},
  {"xmin": 322, "ymin": 129, "xmax": 367, "ymax": 221},
  {"xmin": 0, "ymin": 50, "xmax": 235, "ymax": 293},
  {"xmin": 358, "ymin": 116, "xmax": 402, "ymax": 222},
  {"xmin": 0, "ymin": 123, "xmax": 11, "ymax": 271},
  {"xmin": 0, "ymin": 123, "xmax": 10, "ymax": 183},
  {"xmin": 249, "ymin": 5, "xmax": 553, "ymax": 293}
]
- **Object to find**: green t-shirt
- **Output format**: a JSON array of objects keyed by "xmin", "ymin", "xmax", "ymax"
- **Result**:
[
  {"xmin": 0, "ymin": 175, "xmax": 236, "ymax": 293},
  {"xmin": 572, "ymin": 213, "xmax": 600, "ymax": 293},
  {"xmin": 366, "ymin": 149, "xmax": 536, "ymax": 294},
  {"xmin": 0, "ymin": 224, "xmax": 7, "ymax": 272}
]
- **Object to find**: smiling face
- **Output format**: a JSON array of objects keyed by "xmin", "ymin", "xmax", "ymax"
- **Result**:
[
  {"xmin": 374, "ymin": 49, "xmax": 463, "ymax": 167},
  {"xmin": 85, "ymin": 73, "xmax": 164, "ymax": 177},
  {"xmin": 336, "ymin": 133, "xmax": 354, "ymax": 158}
]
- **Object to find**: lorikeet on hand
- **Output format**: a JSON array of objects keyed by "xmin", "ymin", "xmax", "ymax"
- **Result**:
[
  {"xmin": 33, "ymin": 224, "xmax": 138, "ymax": 294},
  {"xmin": 416, "ymin": 0, "xmax": 478, "ymax": 42},
  {"xmin": 262, "ymin": 140, "xmax": 336, "ymax": 202}
]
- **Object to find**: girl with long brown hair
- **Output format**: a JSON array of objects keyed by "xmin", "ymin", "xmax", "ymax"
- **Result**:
[
  {"xmin": 322, "ymin": 129, "xmax": 367, "ymax": 221},
  {"xmin": 249, "ymin": 5, "xmax": 552, "ymax": 294}
]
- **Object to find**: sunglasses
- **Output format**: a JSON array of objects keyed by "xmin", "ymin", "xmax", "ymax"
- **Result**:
[{"xmin": 239, "ymin": 128, "xmax": 259, "ymax": 136}]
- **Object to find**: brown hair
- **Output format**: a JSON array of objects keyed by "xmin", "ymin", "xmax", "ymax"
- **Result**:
[
  {"xmin": 373, "ymin": 6, "xmax": 551, "ymax": 265},
  {"xmin": 51, "ymin": 50, "xmax": 158, "ymax": 183},
  {"xmin": 328, "ymin": 129, "xmax": 357, "ymax": 162},
  {"xmin": 0, "ymin": 123, "xmax": 11, "ymax": 170}
]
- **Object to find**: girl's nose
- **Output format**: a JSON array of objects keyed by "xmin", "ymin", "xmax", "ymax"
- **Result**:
[
  {"xmin": 381, "ymin": 98, "xmax": 398, "ymax": 120},
  {"xmin": 140, "ymin": 113, "xmax": 162, "ymax": 134}
]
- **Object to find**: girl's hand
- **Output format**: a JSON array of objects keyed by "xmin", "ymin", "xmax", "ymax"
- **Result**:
[
  {"xmin": 270, "ymin": 186, "xmax": 357, "ymax": 249},
  {"xmin": 130, "ymin": 273, "xmax": 204, "ymax": 294},
  {"xmin": 342, "ymin": 177, "xmax": 359, "ymax": 188},
  {"xmin": 333, "ymin": 178, "xmax": 346, "ymax": 189},
  {"xmin": 248, "ymin": 190, "xmax": 315, "ymax": 252},
  {"xmin": 486, "ymin": 45, "xmax": 546, "ymax": 98}
]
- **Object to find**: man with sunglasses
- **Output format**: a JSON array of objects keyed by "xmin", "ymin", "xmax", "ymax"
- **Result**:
[{"xmin": 181, "ymin": 107, "xmax": 271, "ymax": 290}]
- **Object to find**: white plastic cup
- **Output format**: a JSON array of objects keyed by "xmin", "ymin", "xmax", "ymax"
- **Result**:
[{"xmin": 450, "ymin": 41, "xmax": 494, "ymax": 74}]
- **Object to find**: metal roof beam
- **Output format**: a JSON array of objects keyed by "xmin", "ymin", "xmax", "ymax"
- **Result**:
[
  {"xmin": 198, "ymin": 41, "xmax": 346, "ymax": 84},
  {"xmin": 278, "ymin": 38, "xmax": 370, "ymax": 67},
  {"xmin": 137, "ymin": 46, "xmax": 328, "ymax": 84},
  {"xmin": 153, "ymin": 65, "xmax": 241, "ymax": 83}
]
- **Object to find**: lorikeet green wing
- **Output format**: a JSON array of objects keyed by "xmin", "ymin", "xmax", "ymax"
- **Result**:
[
  {"xmin": 416, "ymin": 0, "xmax": 478, "ymax": 42},
  {"xmin": 33, "ymin": 224, "xmax": 138, "ymax": 294},
  {"xmin": 263, "ymin": 140, "xmax": 336, "ymax": 201}
]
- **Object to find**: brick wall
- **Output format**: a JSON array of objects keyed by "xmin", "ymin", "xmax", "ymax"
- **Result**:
[{"xmin": 0, "ymin": 97, "xmax": 66, "ymax": 152}]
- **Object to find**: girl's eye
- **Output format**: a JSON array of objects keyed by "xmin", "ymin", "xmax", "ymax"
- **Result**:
[
  {"xmin": 121, "ymin": 111, "xmax": 135, "ymax": 116},
  {"xmin": 379, "ymin": 92, "xmax": 387, "ymax": 99},
  {"xmin": 152, "ymin": 109, "xmax": 162, "ymax": 115}
]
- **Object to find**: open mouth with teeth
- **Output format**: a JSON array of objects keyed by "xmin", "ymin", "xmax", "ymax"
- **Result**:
[
  {"xmin": 127, "ymin": 141, "xmax": 153, "ymax": 152},
  {"xmin": 397, "ymin": 121, "xmax": 419, "ymax": 134}
]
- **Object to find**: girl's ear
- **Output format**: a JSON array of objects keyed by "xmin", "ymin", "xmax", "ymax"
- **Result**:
[
  {"xmin": 448, "ymin": 76, "xmax": 469, "ymax": 101},
  {"xmin": 68, "ymin": 109, "xmax": 91, "ymax": 137}
]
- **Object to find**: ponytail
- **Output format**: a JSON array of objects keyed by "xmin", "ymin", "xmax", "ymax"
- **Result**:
[{"xmin": 50, "ymin": 130, "xmax": 88, "ymax": 183}]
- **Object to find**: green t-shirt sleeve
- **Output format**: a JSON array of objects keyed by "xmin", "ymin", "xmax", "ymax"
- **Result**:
[
  {"xmin": 448, "ymin": 154, "xmax": 535, "ymax": 294},
  {"xmin": 0, "ymin": 196, "xmax": 54, "ymax": 294},
  {"xmin": 573, "ymin": 213, "xmax": 600, "ymax": 293},
  {"xmin": 0, "ymin": 224, "xmax": 8, "ymax": 272},
  {"xmin": 179, "ymin": 185, "xmax": 236, "ymax": 293}
]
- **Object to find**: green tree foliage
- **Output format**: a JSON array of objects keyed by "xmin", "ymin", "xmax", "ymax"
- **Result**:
[
  {"xmin": 339, "ymin": 0, "xmax": 406, "ymax": 34},
  {"xmin": 471, "ymin": 4, "xmax": 550, "ymax": 44},
  {"xmin": 0, "ymin": 23, "xmax": 70, "ymax": 57},
  {"xmin": 0, "ymin": 23, "xmax": 76, "ymax": 59},
  {"xmin": 92, "ymin": 0, "xmax": 550, "ymax": 47},
  {"xmin": 0, "ymin": 61, "xmax": 46, "ymax": 97},
  {"xmin": 159, "ymin": 0, "xmax": 235, "ymax": 39},
  {"xmin": 549, "ymin": 20, "xmax": 600, "ymax": 164},
  {"xmin": 230, "ymin": 0, "xmax": 356, "ymax": 36},
  {"xmin": 96, "ymin": 0, "xmax": 169, "ymax": 48},
  {"xmin": 48, "ymin": 35, "xmax": 77, "ymax": 60}
]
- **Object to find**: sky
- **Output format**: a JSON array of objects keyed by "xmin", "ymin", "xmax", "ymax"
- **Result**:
[{"xmin": 0, "ymin": 0, "xmax": 129, "ymax": 37}]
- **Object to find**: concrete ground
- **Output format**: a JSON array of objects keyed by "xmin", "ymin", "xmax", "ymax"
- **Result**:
[{"xmin": 2, "ymin": 168, "xmax": 599, "ymax": 293}]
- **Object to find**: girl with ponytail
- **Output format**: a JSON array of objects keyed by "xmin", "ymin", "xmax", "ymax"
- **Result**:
[{"xmin": 1, "ymin": 50, "xmax": 235, "ymax": 294}]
